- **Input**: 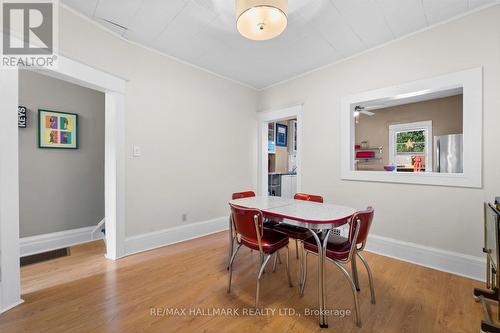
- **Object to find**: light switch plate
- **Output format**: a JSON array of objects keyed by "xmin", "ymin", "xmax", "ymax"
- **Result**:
[{"xmin": 133, "ymin": 145, "xmax": 142, "ymax": 157}]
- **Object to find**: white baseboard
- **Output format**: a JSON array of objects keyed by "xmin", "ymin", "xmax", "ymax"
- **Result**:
[
  {"xmin": 122, "ymin": 218, "xmax": 485, "ymax": 282},
  {"xmin": 0, "ymin": 298, "xmax": 24, "ymax": 315},
  {"xmin": 20, "ymin": 226, "xmax": 104, "ymax": 257},
  {"xmin": 124, "ymin": 216, "xmax": 229, "ymax": 256},
  {"xmin": 365, "ymin": 234, "xmax": 486, "ymax": 282}
]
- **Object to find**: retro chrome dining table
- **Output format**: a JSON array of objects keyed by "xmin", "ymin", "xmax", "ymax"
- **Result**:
[{"xmin": 228, "ymin": 196, "xmax": 356, "ymax": 328}]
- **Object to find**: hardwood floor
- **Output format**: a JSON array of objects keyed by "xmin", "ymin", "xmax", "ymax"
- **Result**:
[{"xmin": 0, "ymin": 232, "xmax": 487, "ymax": 332}]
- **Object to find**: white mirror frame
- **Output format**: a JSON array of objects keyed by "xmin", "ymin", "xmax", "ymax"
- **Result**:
[{"xmin": 340, "ymin": 68, "xmax": 482, "ymax": 188}]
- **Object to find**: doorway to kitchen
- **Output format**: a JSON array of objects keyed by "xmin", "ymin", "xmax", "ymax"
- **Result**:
[
  {"xmin": 257, "ymin": 105, "xmax": 302, "ymax": 197},
  {"xmin": 268, "ymin": 119, "xmax": 297, "ymax": 197}
]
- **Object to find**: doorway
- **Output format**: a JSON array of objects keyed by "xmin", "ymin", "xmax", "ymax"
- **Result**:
[
  {"xmin": 18, "ymin": 69, "xmax": 107, "ymax": 294},
  {"xmin": 267, "ymin": 119, "xmax": 297, "ymax": 197},
  {"xmin": 258, "ymin": 105, "xmax": 302, "ymax": 197},
  {"xmin": 0, "ymin": 55, "xmax": 126, "ymax": 313}
]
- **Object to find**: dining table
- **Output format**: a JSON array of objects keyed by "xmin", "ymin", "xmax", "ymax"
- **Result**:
[{"xmin": 228, "ymin": 195, "xmax": 356, "ymax": 328}]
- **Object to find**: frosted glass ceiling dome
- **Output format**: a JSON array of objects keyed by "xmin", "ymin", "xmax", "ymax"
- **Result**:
[{"xmin": 236, "ymin": 0, "xmax": 288, "ymax": 41}]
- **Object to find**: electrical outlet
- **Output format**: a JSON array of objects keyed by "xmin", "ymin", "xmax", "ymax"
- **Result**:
[{"xmin": 182, "ymin": 213, "xmax": 187, "ymax": 222}]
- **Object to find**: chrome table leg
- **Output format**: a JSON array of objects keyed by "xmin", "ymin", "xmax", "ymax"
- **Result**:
[
  {"xmin": 300, "ymin": 251, "xmax": 308, "ymax": 296},
  {"xmin": 321, "ymin": 229, "xmax": 331, "ymax": 328},
  {"xmin": 310, "ymin": 229, "xmax": 331, "ymax": 328},
  {"xmin": 298, "ymin": 240, "xmax": 303, "ymax": 290}
]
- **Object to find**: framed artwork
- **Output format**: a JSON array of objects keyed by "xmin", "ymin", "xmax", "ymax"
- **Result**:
[
  {"xmin": 38, "ymin": 109, "xmax": 78, "ymax": 149},
  {"xmin": 276, "ymin": 123, "xmax": 288, "ymax": 147}
]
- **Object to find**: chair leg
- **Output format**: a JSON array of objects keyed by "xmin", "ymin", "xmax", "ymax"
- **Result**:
[
  {"xmin": 285, "ymin": 246, "xmax": 293, "ymax": 287},
  {"xmin": 357, "ymin": 252, "xmax": 376, "ymax": 304},
  {"xmin": 351, "ymin": 251, "xmax": 361, "ymax": 291},
  {"xmin": 227, "ymin": 222, "xmax": 235, "ymax": 270},
  {"xmin": 300, "ymin": 251, "xmax": 308, "ymax": 297},
  {"xmin": 227, "ymin": 244, "xmax": 242, "ymax": 293},
  {"xmin": 272, "ymin": 251, "xmax": 278, "ymax": 272},
  {"xmin": 332, "ymin": 260, "xmax": 362, "ymax": 327},
  {"xmin": 255, "ymin": 254, "xmax": 273, "ymax": 308},
  {"xmin": 295, "ymin": 239, "xmax": 299, "ymax": 259}
]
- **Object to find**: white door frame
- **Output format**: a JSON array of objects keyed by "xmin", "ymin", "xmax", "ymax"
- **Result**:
[
  {"xmin": 257, "ymin": 105, "xmax": 303, "ymax": 196},
  {"xmin": 0, "ymin": 55, "xmax": 127, "ymax": 313}
]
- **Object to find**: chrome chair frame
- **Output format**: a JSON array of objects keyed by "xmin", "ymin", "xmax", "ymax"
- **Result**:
[
  {"xmin": 300, "ymin": 218, "xmax": 376, "ymax": 328},
  {"xmin": 227, "ymin": 215, "xmax": 280, "ymax": 270},
  {"xmin": 227, "ymin": 214, "xmax": 237, "ymax": 270},
  {"xmin": 228, "ymin": 214, "xmax": 293, "ymax": 308}
]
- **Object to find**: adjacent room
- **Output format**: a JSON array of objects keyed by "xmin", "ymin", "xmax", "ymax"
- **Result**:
[
  {"xmin": 0, "ymin": 1, "xmax": 500, "ymax": 333},
  {"xmin": 17, "ymin": 70, "xmax": 107, "ymax": 294},
  {"xmin": 267, "ymin": 118, "xmax": 298, "ymax": 197},
  {"xmin": 354, "ymin": 89, "xmax": 463, "ymax": 173}
]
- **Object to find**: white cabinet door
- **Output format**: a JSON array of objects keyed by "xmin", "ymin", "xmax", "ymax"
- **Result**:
[{"xmin": 281, "ymin": 175, "xmax": 297, "ymax": 199}]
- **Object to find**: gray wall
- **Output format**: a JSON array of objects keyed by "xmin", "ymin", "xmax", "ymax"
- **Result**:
[{"xmin": 18, "ymin": 70, "xmax": 105, "ymax": 237}]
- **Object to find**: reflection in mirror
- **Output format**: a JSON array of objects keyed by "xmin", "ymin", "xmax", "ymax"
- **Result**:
[{"xmin": 353, "ymin": 88, "xmax": 463, "ymax": 173}]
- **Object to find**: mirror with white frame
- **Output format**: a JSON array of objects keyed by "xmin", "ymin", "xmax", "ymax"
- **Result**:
[{"xmin": 340, "ymin": 68, "xmax": 482, "ymax": 188}]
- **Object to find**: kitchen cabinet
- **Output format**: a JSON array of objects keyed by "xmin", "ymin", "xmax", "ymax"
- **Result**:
[
  {"xmin": 268, "ymin": 122, "xmax": 275, "ymax": 154},
  {"xmin": 268, "ymin": 173, "xmax": 281, "ymax": 196},
  {"xmin": 281, "ymin": 174, "xmax": 297, "ymax": 199}
]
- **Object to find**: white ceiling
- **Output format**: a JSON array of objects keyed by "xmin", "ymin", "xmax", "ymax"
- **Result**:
[
  {"xmin": 62, "ymin": 0, "xmax": 497, "ymax": 89},
  {"xmin": 359, "ymin": 87, "xmax": 463, "ymax": 111}
]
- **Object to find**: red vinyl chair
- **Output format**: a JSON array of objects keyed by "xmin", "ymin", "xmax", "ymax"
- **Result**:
[
  {"xmin": 231, "ymin": 191, "xmax": 256, "ymax": 200},
  {"xmin": 227, "ymin": 191, "xmax": 256, "ymax": 270},
  {"xmin": 268, "ymin": 193, "xmax": 324, "ymax": 288},
  {"xmin": 227, "ymin": 204, "xmax": 292, "ymax": 308},
  {"xmin": 272, "ymin": 193, "xmax": 324, "ymax": 256},
  {"xmin": 301, "ymin": 207, "xmax": 375, "ymax": 327},
  {"xmin": 293, "ymin": 193, "xmax": 324, "ymax": 203}
]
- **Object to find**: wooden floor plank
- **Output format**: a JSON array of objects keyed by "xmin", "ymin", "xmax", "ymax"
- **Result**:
[{"xmin": 0, "ymin": 232, "xmax": 487, "ymax": 332}]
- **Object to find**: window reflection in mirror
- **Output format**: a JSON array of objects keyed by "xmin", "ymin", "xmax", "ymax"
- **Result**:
[{"xmin": 353, "ymin": 88, "xmax": 463, "ymax": 173}]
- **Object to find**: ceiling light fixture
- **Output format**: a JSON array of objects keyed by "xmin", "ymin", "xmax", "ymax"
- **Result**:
[{"xmin": 236, "ymin": 0, "xmax": 288, "ymax": 41}]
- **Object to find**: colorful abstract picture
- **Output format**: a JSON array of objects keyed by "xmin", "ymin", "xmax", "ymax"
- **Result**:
[{"xmin": 38, "ymin": 110, "xmax": 78, "ymax": 149}]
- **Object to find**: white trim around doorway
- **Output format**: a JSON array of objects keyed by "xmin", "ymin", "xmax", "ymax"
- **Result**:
[
  {"xmin": 0, "ymin": 54, "xmax": 127, "ymax": 314},
  {"xmin": 257, "ymin": 105, "xmax": 303, "ymax": 197}
]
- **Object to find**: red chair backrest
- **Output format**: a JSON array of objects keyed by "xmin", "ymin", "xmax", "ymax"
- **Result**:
[
  {"xmin": 229, "ymin": 203, "xmax": 263, "ymax": 243},
  {"xmin": 294, "ymin": 193, "xmax": 324, "ymax": 203},
  {"xmin": 348, "ymin": 207, "xmax": 374, "ymax": 245},
  {"xmin": 232, "ymin": 191, "xmax": 256, "ymax": 200}
]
